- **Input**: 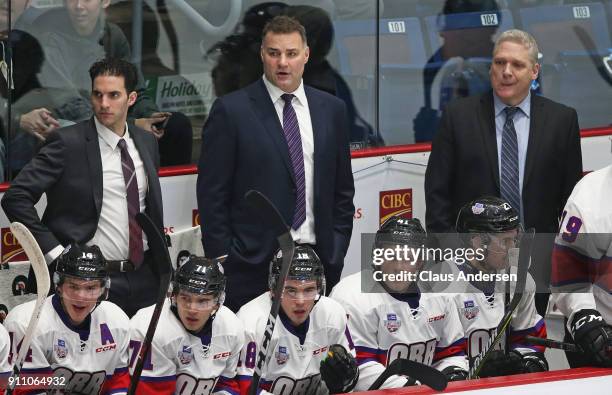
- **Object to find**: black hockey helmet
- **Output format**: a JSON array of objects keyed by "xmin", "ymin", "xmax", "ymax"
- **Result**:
[
  {"xmin": 269, "ymin": 244, "xmax": 326, "ymax": 297},
  {"xmin": 53, "ymin": 244, "xmax": 110, "ymax": 300},
  {"xmin": 375, "ymin": 216, "xmax": 427, "ymax": 248},
  {"xmin": 456, "ymin": 196, "xmax": 520, "ymax": 233},
  {"xmin": 172, "ymin": 255, "xmax": 226, "ymax": 306}
]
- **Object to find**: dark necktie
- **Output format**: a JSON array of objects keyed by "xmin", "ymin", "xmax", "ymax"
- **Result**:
[
  {"xmin": 118, "ymin": 139, "xmax": 144, "ymax": 266},
  {"xmin": 500, "ymin": 107, "xmax": 521, "ymax": 214},
  {"xmin": 281, "ymin": 93, "xmax": 306, "ymax": 230}
]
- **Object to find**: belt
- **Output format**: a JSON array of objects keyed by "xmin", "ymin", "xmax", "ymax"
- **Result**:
[{"xmin": 106, "ymin": 260, "xmax": 135, "ymax": 272}]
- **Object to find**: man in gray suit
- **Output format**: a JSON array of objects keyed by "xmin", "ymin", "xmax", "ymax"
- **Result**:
[
  {"xmin": 425, "ymin": 30, "xmax": 582, "ymax": 315},
  {"xmin": 1, "ymin": 58, "xmax": 164, "ymax": 317}
]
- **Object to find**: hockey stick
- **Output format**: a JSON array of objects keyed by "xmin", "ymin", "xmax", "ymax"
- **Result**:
[
  {"xmin": 6, "ymin": 223, "xmax": 51, "ymax": 395},
  {"xmin": 245, "ymin": 190, "xmax": 295, "ymax": 395},
  {"xmin": 127, "ymin": 213, "xmax": 173, "ymax": 395},
  {"xmin": 368, "ymin": 358, "xmax": 448, "ymax": 391},
  {"xmin": 524, "ymin": 336, "xmax": 578, "ymax": 353},
  {"xmin": 469, "ymin": 228, "xmax": 535, "ymax": 379}
]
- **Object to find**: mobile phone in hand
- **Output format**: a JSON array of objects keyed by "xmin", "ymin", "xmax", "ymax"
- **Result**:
[{"xmin": 153, "ymin": 116, "xmax": 170, "ymax": 129}]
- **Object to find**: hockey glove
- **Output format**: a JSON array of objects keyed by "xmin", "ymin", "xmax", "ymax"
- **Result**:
[
  {"xmin": 441, "ymin": 365, "xmax": 468, "ymax": 381},
  {"xmin": 570, "ymin": 309, "xmax": 612, "ymax": 367},
  {"xmin": 320, "ymin": 344, "xmax": 359, "ymax": 393},
  {"xmin": 476, "ymin": 350, "xmax": 524, "ymax": 377},
  {"xmin": 520, "ymin": 352, "xmax": 548, "ymax": 373}
]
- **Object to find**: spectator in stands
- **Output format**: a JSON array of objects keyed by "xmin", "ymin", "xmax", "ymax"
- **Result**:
[
  {"xmin": 32, "ymin": 0, "xmax": 192, "ymax": 166},
  {"xmin": 413, "ymin": 0, "xmax": 500, "ymax": 142},
  {"xmin": 106, "ymin": 0, "xmax": 195, "ymax": 165},
  {"xmin": 1, "ymin": 29, "xmax": 62, "ymax": 178},
  {"xmin": 425, "ymin": 29, "xmax": 582, "ymax": 316},
  {"xmin": 0, "ymin": 1, "xmax": 61, "ymax": 180}
]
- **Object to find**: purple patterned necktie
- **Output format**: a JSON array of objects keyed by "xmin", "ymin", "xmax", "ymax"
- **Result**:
[
  {"xmin": 500, "ymin": 107, "xmax": 521, "ymax": 215},
  {"xmin": 118, "ymin": 139, "xmax": 144, "ymax": 267},
  {"xmin": 281, "ymin": 93, "xmax": 306, "ymax": 230}
]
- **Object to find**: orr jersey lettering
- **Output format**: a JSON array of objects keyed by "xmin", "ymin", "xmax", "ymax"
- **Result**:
[
  {"xmin": 129, "ymin": 300, "xmax": 244, "ymax": 395},
  {"xmin": 3, "ymin": 295, "xmax": 130, "ymax": 395}
]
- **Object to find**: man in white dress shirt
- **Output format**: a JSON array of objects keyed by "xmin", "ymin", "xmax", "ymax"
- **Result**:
[{"xmin": 2, "ymin": 58, "xmax": 164, "ymax": 317}]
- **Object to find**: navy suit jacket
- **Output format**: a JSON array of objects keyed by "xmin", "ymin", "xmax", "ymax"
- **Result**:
[{"xmin": 197, "ymin": 79, "xmax": 355, "ymax": 296}]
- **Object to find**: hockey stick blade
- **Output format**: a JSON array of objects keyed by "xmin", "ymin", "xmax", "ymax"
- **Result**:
[
  {"xmin": 127, "ymin": 213, "xmax": 173, "ymax": 395},
  {"xmin": 6, "ymin": 223, "xmax": 51, "ymax": 394},
  {"xmin": 469, "ymin": 228, "xmax": 535, "ymax": 378},
  {"xmin": 245, "ymin": 190, "xmax": 295, "ymax": 395},
  {"xmin": 525, "ymin": 336, "xmax": 578, "ymax": 353},
  {"xmin": 368, "ymin": 358, "xmax": 448, "ymax": 391}
]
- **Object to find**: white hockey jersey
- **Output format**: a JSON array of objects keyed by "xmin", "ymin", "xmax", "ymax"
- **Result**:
[
  {"xmin": 445, "ymin": 262, "xmax": 547, "ymax": 361},
  {"xmin": 330, "ymin": 272, "xmax": 468, "ymax": 392},
  {"xmin": 551, "ymin": 164, "xmax": 612, "ymax": 327},
  {"xmin": 129, "ymin": 300, "xmax": 244, "ymax": 395},
  {"xmin": 3, "ymin": 295, "xmax": 130, "ymax": 395},
  {"xmin": 1, "ymin": 324, "xmax": 11, "ymax": 381},
  {"xmin": 236, "ymin": 293, "xmax": 352, "ymax": 395}
]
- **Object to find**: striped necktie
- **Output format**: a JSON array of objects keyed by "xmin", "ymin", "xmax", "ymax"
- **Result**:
[
  {"xmin": 500, "ymin": 106, "xmax": 521, "ymax": 214},
  {"xmin": 281, "ymin": 93, "xmax": 306, "ymax": 230}
]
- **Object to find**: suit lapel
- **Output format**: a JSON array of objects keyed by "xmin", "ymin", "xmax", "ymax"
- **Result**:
[
  {"xmin": 248, "ymin": 79, "xmax": 295, "ymax": 184},
  {"xmin": 306, "ymin": 87, "xmax": 325, "ymax": 202},
  {"xmin": 523, "ymin": 94, "xmax": 544, "ymax": 189},
  {"xmin": 85, "ymin": 118, "xmax": 103, "ymax": 215},
  {"xmin": 478, "ymin": 92, "xmax": 500, "ymax": 190}
]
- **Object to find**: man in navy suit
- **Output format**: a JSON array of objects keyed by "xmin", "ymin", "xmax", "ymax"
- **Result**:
[{"xmin": 197, "ymin": 15, "xmax": 355, "ymax": 312}]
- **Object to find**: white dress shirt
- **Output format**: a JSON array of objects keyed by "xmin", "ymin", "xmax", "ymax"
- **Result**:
[
  {"xmin": 45, "ymin": 119, "xmax": 149, "ymax": 263},
  {"xmin": 262, "ymin": 76, "xmax": 316, "ymax": 244}
]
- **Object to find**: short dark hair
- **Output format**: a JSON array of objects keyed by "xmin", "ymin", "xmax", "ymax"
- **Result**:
[
  {"xmin": 261, "ymin": 15, "xmax": 307, "ymax": 46},
  {"xmin": 88, "ymin": 58, "xmax": 138, "ymax": 93}
]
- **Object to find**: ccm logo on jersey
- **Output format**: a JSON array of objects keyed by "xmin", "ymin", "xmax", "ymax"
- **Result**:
[
  {"xmin": 428, "ymin": 314, "xmax": 445, "ymax": 322},
  {"xmin": 95, "ymin": 343, "xmax": 117, "ymax": 353},
  {"xmin": 213, "ymin": 351, "xmax": 232, "ymax": 359}
]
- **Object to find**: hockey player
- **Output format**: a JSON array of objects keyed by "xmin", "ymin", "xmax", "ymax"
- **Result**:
[
  {"xmin": 551, "ymin": 164, "xmax": 612, "ymax": 367},
  {"xmin": 129, "ymin": 255, "xmax": 244, "ymax": 394},
  {"xmin": 451, "ymin": 196, "xmax": 548, "ymax": 377},
  {"xmin": 3, "ymin": 244, "xmax": 130, "ymax": 394},
  {"xmin": 236, "ymin": 244, "xmax": 359, "ymax": 395},
  {"xmin": 330, "ymin": 216, "xmax": 468, "ymax": 391}
]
